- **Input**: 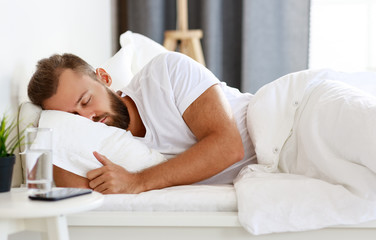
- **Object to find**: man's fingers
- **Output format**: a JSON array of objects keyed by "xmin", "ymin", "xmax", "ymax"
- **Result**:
[
  {"xmin": 86, "ymin": 153, "xmax": 141, "ymax": 194},
  {"xmin": 87, "ymin": 152, "xmax": 111, "ymax": 181},
  {"xmin": 86, "ymin": 167, "xmax": 102, "ymax": 181},
  {"xmin": 93, "ymin": 151, "xmax": 112, "ymax": 166},
  {"xmin": 87, "ymin": 172, "xmax": 104, "ymax": 188},
  {"xmin": 93, "ymin": 181, "xmax": 109, "ymax": 193}
]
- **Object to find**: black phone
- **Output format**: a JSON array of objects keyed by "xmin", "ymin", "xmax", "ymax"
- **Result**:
[{"xmin": 29, "ymin": 188, "xmax": 92, "ymax": 201}]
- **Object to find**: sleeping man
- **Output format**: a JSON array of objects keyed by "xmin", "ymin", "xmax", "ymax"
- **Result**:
[
  {"xmin": 27, "ymin": 52, "xmax": 258, "ymax": 194},
  {"xmin": 28, "ymin": 51, "xmax": 376, "ymax": 198}
]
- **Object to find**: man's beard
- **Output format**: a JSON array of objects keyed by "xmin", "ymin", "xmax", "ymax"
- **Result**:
[{"xmin": 94, "ymin": 89, "xmax": 130, "ymax": 130}]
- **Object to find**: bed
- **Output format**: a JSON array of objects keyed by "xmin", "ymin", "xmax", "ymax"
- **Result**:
[{"xmin": 12, "ymin": 31, "xmax": 376, "ymax": 239}]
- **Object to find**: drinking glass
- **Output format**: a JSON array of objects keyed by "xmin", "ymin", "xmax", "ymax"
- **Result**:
[{"xmin": 23, "ymin": 128, "xmax": 53, "ymax": 194}]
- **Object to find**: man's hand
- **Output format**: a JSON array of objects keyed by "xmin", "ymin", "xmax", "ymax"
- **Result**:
[{"xmin": 87, "ymin": 151, "xmax": 144, "ymax": 194}]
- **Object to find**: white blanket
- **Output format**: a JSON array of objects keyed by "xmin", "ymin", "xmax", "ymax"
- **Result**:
[
  {"xmin": 235, "ymin": 69, "xmax": 376, "ymax": 235},
  {"xmin": 38, "ymin": 111, "xmax": 166, "ymax": 177}
]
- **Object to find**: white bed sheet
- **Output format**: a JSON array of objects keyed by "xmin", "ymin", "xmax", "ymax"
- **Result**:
[{"xmin": 96, "ymin": 184, "xmax": 237, "ymax": 212}]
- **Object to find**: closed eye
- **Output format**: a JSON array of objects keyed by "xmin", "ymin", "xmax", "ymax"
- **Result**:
[{"xmin": 82, "ymin": 96, "xmax": 92, "ymax": 106}]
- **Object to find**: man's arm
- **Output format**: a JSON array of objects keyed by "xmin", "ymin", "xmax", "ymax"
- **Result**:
[
  {"xmin": 53, "ymin": 165, "xmax": 90, "ymax": 188},
  {"xmin": 87, "ymin": 84, "xmax": 244, "ymax": 194}
]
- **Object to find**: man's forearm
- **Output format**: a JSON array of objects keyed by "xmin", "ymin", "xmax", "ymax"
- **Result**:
[
  {"xmin": 138, "ymin": 129, "xmax": 244, "ymax": 192},
  {"xmin": 53, "ymin": 165, "xmax": 90, "ymax": 189}
]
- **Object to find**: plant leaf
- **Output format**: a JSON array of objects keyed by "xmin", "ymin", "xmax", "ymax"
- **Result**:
[{"xmin": 0, "ymin": 113, "xmax": 27, "ymax": 157}]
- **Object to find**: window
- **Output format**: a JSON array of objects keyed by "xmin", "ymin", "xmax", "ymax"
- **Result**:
[{"xmin": 309, "ymin": 0, "xmax": 376, "ymax": 72}]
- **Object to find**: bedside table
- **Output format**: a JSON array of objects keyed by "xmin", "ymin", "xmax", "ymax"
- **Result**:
[{"xmin": 0, "ymin": 188, "xmax": 103, "ymax": 240}]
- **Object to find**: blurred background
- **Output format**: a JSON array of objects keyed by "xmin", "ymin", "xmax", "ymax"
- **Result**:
[{"xmin": 1, "ymin": 0, "xmax": 375, "ymax": 117}]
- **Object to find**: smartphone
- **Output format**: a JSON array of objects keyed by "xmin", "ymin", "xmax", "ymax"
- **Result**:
[{"xmin": 29, "ymin": 188, "xmax": 92, "ymax": 201}]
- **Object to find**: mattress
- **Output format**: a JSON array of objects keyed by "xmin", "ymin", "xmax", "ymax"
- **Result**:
[{"xmin": 95, "ymin": 184, "xmax": 237, "ymax": 212}]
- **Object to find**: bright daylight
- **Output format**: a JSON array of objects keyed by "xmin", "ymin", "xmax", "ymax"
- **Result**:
[{"xmin": 1, "ymin": 1, "xmax": 376, "ymax": 240}]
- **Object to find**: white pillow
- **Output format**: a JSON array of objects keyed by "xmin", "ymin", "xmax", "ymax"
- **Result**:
[
  {"xmin": 37, "ymin": 110, "xmax": 166, "ymax": 178},
  {"xmin": 101, "ymin": 31, "xmax": 168, "ymax": 91},
  {"xmin": 120, "ymin": 31, "xmax": 168, "ymax": 75},
  {"xmin": 100, "ymin": 45, "xmax": 134, "ymax": 91},
  {"xmin": 330, "ymin": 71, "xmax": 376, "ymax": 96}
]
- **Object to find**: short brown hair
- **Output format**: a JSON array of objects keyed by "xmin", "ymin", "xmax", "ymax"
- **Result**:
[{"xmin": 27, "ymin": 53, "xmax": 97, "ymax": 107}]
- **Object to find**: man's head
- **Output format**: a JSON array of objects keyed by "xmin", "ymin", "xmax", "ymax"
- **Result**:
[{"xmin": 28, "ymin": 53, "xmax": 130, "ymax": 130}]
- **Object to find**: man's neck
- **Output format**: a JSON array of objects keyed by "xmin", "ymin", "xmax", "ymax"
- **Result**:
[{"xmin": 121, "ymin": 96, "xmax": 146, "ymax": 137}]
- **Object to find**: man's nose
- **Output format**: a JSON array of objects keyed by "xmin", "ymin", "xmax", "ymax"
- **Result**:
[{"xmin": 77, "ymin": 109, "xmax": 96, "ymax": 121}]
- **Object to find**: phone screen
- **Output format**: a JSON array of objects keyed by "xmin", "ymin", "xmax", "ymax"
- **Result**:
[{"xmin": 29, "ymin": 188, "xmax": 92, "ymax": 201}]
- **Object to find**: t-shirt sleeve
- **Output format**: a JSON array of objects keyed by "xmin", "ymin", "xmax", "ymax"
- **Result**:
[{"xmin": 155, "ymin": 52, "xmax": 220, "ymax": 114}]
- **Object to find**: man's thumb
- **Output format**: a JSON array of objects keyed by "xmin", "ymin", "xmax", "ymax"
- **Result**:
[{"xmin": 93, "ymin": 151, "xmax": 111, "ymax": 166}]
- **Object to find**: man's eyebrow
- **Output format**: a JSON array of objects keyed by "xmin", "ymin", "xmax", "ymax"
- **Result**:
[{"xmin": 75, "ymin": 90, "xmax": 88, "ymax": 106}]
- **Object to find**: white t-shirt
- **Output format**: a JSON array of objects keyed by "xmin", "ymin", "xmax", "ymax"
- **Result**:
[{"xmin": 122, "ymin": 52, "xmax": 256, "ymax": 184}]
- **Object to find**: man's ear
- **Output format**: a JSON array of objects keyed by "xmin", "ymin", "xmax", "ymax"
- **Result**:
[{"xmin": 96, "ymin": 68, "xmax": 112, "ymax": 87}]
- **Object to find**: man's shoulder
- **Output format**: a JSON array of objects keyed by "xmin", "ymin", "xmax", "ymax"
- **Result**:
[
  {"xmin": 149, "ymin": 51, "xmax": 192, "ymax": 66},
  {"xmin": 128, "ymin": 52, "xmax": 185, "ymax": 85}
]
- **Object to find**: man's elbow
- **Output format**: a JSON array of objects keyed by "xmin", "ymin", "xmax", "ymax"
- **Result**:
[
  {"xmin": 227, "ymin": 139, "xmax": 245, "ymax": 164},
  {"xmin": 235, "ymin": 144, "xmax": 245, "ymax": 162}
]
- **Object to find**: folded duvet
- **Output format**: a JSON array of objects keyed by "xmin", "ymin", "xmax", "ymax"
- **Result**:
[{"xmin": 235, "ymin": 69, "xmax": 376, "ymax": 235}]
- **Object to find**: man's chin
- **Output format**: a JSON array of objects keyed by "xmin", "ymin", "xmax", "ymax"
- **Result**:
[
  {"xmin": 107, "ymin": 87, "xmax": 130, "ymax": 130},
  {"xmin": 105, "ymin": 119, "xmax": 128, "ymax": 131}
]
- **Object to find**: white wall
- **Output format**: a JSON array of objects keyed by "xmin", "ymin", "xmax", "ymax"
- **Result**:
[
  {"xmin": 310, "ymin": 0, "xmax": 376, "ymax": 72},
  {"xmin": 0, "ymin": 0, "xmax": 115, "ymax": 117}
]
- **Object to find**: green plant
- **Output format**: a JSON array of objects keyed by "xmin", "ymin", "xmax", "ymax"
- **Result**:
[{"xmin": 0, "ymin": 114, "xmax": 25, "ymax": 157}]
